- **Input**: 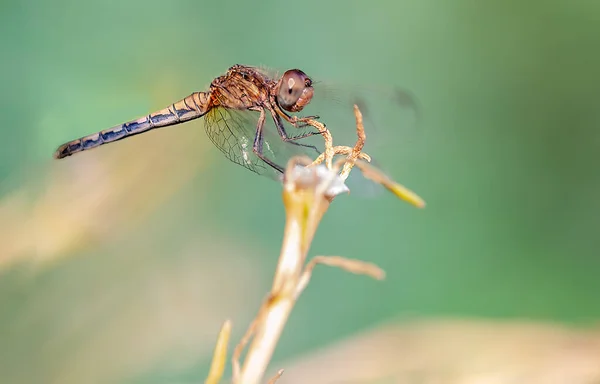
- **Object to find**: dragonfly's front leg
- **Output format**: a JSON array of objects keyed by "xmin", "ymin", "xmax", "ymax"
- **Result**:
[
  {"xmin": 289, "ymin": 114, "xmax": 320, "ymax": 129},
  {"xmin": 275, "ymin": 106, "xmax": 320, "ymax": 129},
  {"xmin": 267, "ymin": 106, "xmax": 320, "ymax": 156},
  {"xmin": 250, "ymin": 107, "xmax": 285, "ymax": 173}
]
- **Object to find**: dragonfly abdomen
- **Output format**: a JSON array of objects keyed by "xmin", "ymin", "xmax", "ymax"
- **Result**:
[{"xmin": 54, "ymin": 92, "xmax": 210, "ymax": 159}]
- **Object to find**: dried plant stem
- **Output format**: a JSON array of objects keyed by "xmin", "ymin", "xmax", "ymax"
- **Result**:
[
  {"xmin": 236, "ymin": 295, "xmax": 294, "ymax": 383},
  {"xmin": 354, "ymin": 160, "xmax": 426, "ymax": 208},
  {"xmin": 266, "ymin": 369, "xmax": 284, "ymax": 384},
  {"xmin": 309, "ymin": 105, "xmax": 369, "ymax": 178},
  {"xmin": 204, "ymin": 320, "xmax": 232, "ymax": 384},
  {"xmin": 295, "ymin": 256, "xmax": 385, "ymax": 299},
  {"xmin": 235, "ymin": 159, "xmax": 334, "ymax": 384},
  {"xmin": 312, "ymin": 148, "xmax": 371, "ymax": 169},
  {"xmin": 340, "ymin": 105, "xmax": 368, "ymax": 179},
  {"xmin": 204, "ymin": 104, "xmax": 425, "ymax": 384}
]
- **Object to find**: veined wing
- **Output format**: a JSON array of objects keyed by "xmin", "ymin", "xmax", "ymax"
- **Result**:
[
  {"xmin": 203, "ymin": 107, "xmax": 321, "ymax": 181},
  {"xmin": 305, "ymin": 81, "xmax": 421, "ymax": 199},
  {"xmin": 309, "ymin": 81, "xmax": 420, "ymax": 152},
  {"xmin": 251, "ymin": 65, "xmax": 421, "ymax": 158},
  {"xmin": 220, "ymin": 65, "xmax": 421, "ymax": 197}
]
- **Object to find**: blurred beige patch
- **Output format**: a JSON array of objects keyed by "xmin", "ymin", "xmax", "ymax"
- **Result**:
[
  {"xmin": 275, "ymin": 318, "xmax": 600, "ymax": 384},
  {"xmin": 2, "ymin": 235, "xmax": 265, "ymax": 384}
]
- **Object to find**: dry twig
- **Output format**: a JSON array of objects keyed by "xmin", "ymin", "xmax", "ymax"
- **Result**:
[
  {"xmin": 203, "ymin": 104, "xmax": 425, "ymax": 384},
  {"xmin": 266, "ymin": 369, "xmax": 284, "ymax": 384},
  {"xmin": 205, "ymin": 320, "xmax": 232, "ymax": 384}
]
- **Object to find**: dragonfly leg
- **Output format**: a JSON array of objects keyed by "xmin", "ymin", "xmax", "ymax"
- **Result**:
[
  {"xmin": 252, "ymin": 108, "xmax": 285, "ymax": 173},
  {"xmin": 291, "ymin": 116, "xmax": 320, "ymax": 129},
  {"xmin": 275, "ymin": 106, "xmax": 320, "ymax": 128},
  {"xmin": 267, "ymin": 107, "xmax": 321, "ymax": 155}
]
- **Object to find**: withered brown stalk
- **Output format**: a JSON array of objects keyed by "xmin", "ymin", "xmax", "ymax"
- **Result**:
[{"xmin": 204, "ymin": 105, "xmax": 425, "ymax": 384}]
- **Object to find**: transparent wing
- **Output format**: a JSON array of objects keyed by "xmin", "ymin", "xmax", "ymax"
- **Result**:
[
  {"xmin": 308, "ymin": 81, "xmax": 420, "ymax": 155},
  {"xmin": 252, "ymin": 65, "xmax": 421, "ymax": 151},
  {"xmin": 305, "ymin": 78, "xmax": 422, "ymax": 199},
  {"xmin": 232, "ymin": 65, "xmax": 421, "ymax": 197},
  {"xmin": 203, "ymin": 106, "xmax": 321, "ymax": 181}
]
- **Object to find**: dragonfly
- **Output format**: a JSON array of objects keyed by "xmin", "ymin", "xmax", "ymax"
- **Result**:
[{"xmin": 54, "ymin": 64, "xmax": 418, "ymax": 181}]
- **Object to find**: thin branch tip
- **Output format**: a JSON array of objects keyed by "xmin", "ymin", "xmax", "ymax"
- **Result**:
[
  {"xmin": 267, "ymin": 369, "xmax": 285, "ymax": 384},
  {"xmin": 204, "ymin": 319, "xmax": 233, "ymax": 384}
]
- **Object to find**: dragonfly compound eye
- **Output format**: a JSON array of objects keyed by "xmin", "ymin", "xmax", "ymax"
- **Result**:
[{"xmin": 277, "ymin": 69, "xmax": 314, "ymax": 112}]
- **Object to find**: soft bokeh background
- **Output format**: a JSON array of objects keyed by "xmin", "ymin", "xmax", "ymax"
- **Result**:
[{"xmin": 1, "ymin": 0, "xmax": 600, "ymax": 383}]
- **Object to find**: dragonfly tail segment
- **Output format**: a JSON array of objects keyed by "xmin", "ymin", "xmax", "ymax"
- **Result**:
[{"xmin": 53, "ymin": 92, "xmax": 211, "ymax": 159}]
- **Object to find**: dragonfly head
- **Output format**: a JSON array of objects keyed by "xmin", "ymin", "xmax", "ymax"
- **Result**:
[{"xmin": 276, "ymin": 69, "xmax": 314, "ymax": 113}]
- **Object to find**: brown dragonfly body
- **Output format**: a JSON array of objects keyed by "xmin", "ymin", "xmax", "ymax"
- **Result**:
[{"xmin": 54, "ymin": 65, "xmax": 319, "ymax": 176}]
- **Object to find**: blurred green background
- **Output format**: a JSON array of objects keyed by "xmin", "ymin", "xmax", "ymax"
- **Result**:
[{"xmin": 1, "ymin": 0, "xmax": 600, "ymax": 383}]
